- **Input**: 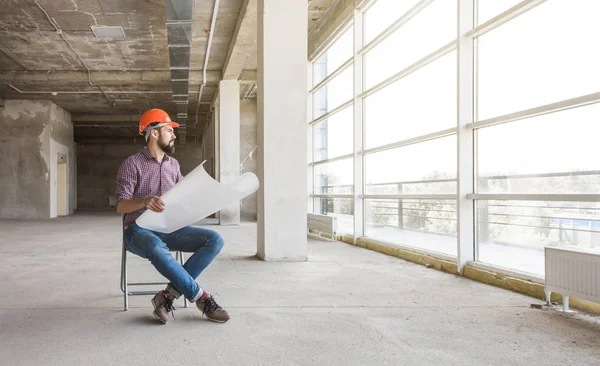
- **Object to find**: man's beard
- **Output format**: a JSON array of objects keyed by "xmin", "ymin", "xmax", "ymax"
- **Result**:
[{"xmin": 158, "ymin": 136, "xmax": 175, "ymax": 154}]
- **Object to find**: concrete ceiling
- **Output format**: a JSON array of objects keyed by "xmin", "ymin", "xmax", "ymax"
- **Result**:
[
  {"xmin": 0, "ymin": 0, "xmax": 334, "ymax": 142},
  {"xmin": 308, "ymin": 0, "xmax": 335, "ymax": 30}
]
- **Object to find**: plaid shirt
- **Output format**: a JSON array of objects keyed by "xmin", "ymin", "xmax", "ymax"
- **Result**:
[{"xmin": 115, "ymin": 147, "xmax": 183, "ymax": 227}]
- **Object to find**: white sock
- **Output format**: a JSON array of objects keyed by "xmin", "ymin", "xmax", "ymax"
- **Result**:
[{"xmin": 191, "ymin": 288, "xmax": 205, "ymax": 302}]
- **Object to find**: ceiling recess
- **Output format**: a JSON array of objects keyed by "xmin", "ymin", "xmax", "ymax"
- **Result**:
[
  {"xmin": 90, "ymin": 26, "xmax": 126, "ymax": 38},
  {"xmin": 112, "ymin": 99, "xmax": 134, "ymax": 108}
]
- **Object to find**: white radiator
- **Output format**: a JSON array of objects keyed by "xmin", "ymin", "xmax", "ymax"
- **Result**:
[
  {"xmin": 545, "ymin": 245, "xmax": 600, "ymax": 312},
  {"xmin": 307, "ymin": 213, "xmax": 337, "ymax": 240}
]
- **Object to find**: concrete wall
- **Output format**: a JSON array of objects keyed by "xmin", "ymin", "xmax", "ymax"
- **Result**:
[
  {"xmin": 199, "ymin": 112, "xmax": 216, "ymax": 178},
  {"xmin": 240, "ymin": 99, "xmax": 257, "ymax": 220},
  {"xmin": 77, "ymin": 143, "xmax": 140, "ymax": 209},
  {"xmin": 76, "ymin": 142, "xmax": 207, "ymax": 209},
  {"xmin": 0, "ymin": 100, "xmax": 75, "ymax": 219},
  {"xmin": 49, "ymin": 103, "xmax": 76, "ymax": 217},
  {"xmin": 174, "ymin": 142, "xmax": 205, "ymax": 176}
]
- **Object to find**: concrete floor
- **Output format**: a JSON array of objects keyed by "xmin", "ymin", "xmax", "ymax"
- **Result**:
[{"xmin": 1, "ymin": 212, "xmax": 599, "ymax": 365}]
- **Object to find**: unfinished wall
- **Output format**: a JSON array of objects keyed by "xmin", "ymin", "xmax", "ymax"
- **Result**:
[
  {"xmin": 76, "ymin": 142, "xmax": 207, "ymax": 209},
  {"xmin": 0, "ymin": 100, "xmax": 75, "ymax": 219},
  {"xmin": 77, "ymin": 143, "xmax": 140, "ymax": 209},
  {"xmin": 240, "ymin": 99, "xmax": 257, "ymax": 220},
  {"xmin": 174, "ymin": 142, "xmax": 205, "ymax": 176},
  {"xmin": 49, "ymin": 103, "xmax": 76, "ymax": 216},
  {"xmin": 199, "ymin": 110, "xmax": 217, "ymax": 178}
]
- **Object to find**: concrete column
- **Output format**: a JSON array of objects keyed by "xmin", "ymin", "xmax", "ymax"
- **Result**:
[
  {"xmin": 218, "ymin": 80, "xmax": 241, "ymax": 225},
  {"xmin": 213, "ymin": 106, "xmax": 219, "ymax": 180},
  {"xmin": 257, "ymin": 0, "xmax": 307, "ymax": 261}
]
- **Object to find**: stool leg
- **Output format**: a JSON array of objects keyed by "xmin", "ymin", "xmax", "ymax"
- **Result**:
[
  {"xmin": 120, "ymin": 246, "xmax": 125, "ymax": 294},
  {"xmin": 122, "ymin": 245, "xmax": 129, "ymax": 311},
  {"xmin": 121, "ymin": 215, "xmax": 129, "ymax": 311}
]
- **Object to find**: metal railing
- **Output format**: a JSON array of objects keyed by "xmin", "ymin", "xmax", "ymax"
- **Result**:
[{"xmin": 313, "ymin": 170, "xmax": 600, "ymax": 247}]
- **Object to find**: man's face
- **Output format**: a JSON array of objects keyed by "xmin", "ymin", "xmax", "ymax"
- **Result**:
[{"xmin": 157, "ymin": 125, "xmax": 176, "ymax": 154}]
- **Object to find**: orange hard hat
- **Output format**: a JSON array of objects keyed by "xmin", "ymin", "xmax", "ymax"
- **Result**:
[{"xmin": 138, "ymin": 109, "xmax": 180, "ymax": 135}]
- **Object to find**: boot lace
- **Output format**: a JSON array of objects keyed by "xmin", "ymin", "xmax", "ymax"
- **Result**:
[
  {"xmin": 202, "ymin": 295, "xmax": 221, "ymax": 314},
  {"xmin": 162, "ymin": 294, "xmax": 176, "ymax": 319}
]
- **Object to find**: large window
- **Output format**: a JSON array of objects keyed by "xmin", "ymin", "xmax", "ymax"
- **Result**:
[
  {"xmin": 364, "ymin": 0, "xmax": 456, "ymax": 88},
  {"xmin": 364, "ymin": 136, "xmax": 457, "ymax": 256},
  {"xmin": 365, "ymin": 137, "xmax": 456, "ymax": 195},
  {"xmin": 477, "ymin": 201, "xmax": 600, "ymax": 276},
  {"xmin": 364, "ymin": 51, "xmax": 456, "ymax": 149},
  {"xmin": 313, "ymin": 27, "xmax": 353, "ymax": 85},
  {"xmin": 313, "ymin": 106, "xmax": 353, "ymax": 162},
  {"xmin": 366, "ymin": 199, "xmax": 457, "ymax": 256},
  {"xmin": 476, "ymin": 0, "xmax": 600, "ymax": 120},
  {"xmin": 314, "ymin": 159, "xmax": 353, "ymax": 195},
  {"xmin": 477, "ymin": 104, "xmax": 600, "ymax": 195},
  {"xmin": 313, "ymin": 66, "xmax": 353, "ymax": 119},
  {"xmin": 473, "ymin": 0, "xmax": 600, "ymax": 276},
  {"xmin": 361, "ymin": 0, "xmax": 457, "ymax": 255},
  {"xmin": 309, "ymin": 0, "xmax": 600, "ymax": 279},
  {"xmin": 309, "ymin": 25, "xmax": 355, "ymax": 235},
  {"xmin": 364, "ymin": 0, "xmax": 420, "ymax": 43}
]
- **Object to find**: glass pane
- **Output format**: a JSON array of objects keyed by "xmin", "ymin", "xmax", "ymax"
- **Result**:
[
  {"xmin": 476, "ymin": 0, "xmax": 523, "ymax": 25},
  {"xmin": 477, "ymin": 0, "xmax": 600, "ymax": 120},
  {"xmin": 365, "ymin": 51, "xmax": 456, "ymax": 149},
  {"xmin": 364, "ymin": 0, "xmax": 420, "ymax": 43},
  {"xmin": 365, "ymin": 199, "xmax": 457, "ymax": 256},
  {"xmin": 365, "ymin": 0, "xmax": 456, "ymax": 89},
  {"xmin": 313, "ymin": 27, "xmax": 354, "ymax": 86},
  {"xmin": 313, "ymin": 107, "xmax": 353, "ymax": 161},
  {"xmin": 307, "ymin": 126, "xmax": 312, "ymax": 165},
  {"xmin": 313, "ymin": 198, "xmax": 354, "ymax": 235},
  {"xmin": 365, "ymin": 136, "xmax": 457, "ymax": 195},
  {"xmin": 477, "ymin": 104, "xmax": 600, "ymax": 194},
  {"xmin": 314, "ymin": 158, "xmax": 353, "ymax": 195},
  {"xmin": 313, "ymin": 66, "xmax": 353, "ymax": 120},
  {"xmin": 477, "ymin": 200, "xmax": 600, "ymax": 276}
]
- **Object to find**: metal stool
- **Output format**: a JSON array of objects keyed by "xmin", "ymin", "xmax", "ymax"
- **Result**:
[{"xmin": 119, "ymin": 217, "xmax": 189, "ymax": 311}]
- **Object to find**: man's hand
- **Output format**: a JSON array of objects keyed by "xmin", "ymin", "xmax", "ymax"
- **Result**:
[{"xmin": 144, "ymin": 196, "xmax": 165, "ymax": 213}]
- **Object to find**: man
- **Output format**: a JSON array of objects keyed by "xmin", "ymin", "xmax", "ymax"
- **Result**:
[{"xmin": 115, "ymin": 108, "xmax": 229, "ymax": 324}]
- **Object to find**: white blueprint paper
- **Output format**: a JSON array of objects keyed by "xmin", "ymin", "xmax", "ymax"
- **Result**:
[{"xmin": 136, "ymin": 161, "xmax": 259, "ymax": 233}]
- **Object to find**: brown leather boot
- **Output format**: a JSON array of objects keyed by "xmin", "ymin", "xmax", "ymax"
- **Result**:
[
  {"xmin": 151, "ymin": 290, "xmax": 176, "ymax": 324},
  {"xmin": 196, "ymin": 292, "xmax": 230, "ymax": 323}
]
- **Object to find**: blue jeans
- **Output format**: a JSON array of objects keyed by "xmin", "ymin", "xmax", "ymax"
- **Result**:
[{"xmin": 124, "ymin": 224, "xmax": 224, "ymax": 301}]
